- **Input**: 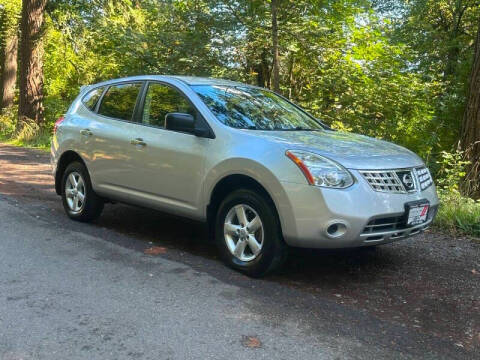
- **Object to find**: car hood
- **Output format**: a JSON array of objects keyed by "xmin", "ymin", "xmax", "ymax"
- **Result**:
[{"xmin": 250, "ymin": 130, "xmax": 424, "ymax": 170}]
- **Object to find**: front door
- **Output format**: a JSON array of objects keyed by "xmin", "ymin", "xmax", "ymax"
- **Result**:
[{"xmin": 127, "ymin": 82, "xmax": 209, "ymax": 217}]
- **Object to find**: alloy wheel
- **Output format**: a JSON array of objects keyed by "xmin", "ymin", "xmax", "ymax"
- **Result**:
[
  {"xmin": 224, "ymin": 204, "xmax": 264, "ymax": 262},
  {"xmin": 65, "ymin": 171, "xmax": 86, "ymax": 214}
]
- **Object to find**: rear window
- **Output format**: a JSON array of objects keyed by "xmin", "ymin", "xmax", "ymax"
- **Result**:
[
  {"xmin": 82, "ymin": 87, "xmax": 104, "ymax": 111},
  {"xmin": 98, "ymin": 83, "xmax": 142, "ymax": 121}
]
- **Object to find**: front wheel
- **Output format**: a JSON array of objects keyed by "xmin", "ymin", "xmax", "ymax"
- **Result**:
[
  {"xmin": 61, "ymin": 162, "xmax": 104, "ymax": 222},
  {"xmin": 215, "ymin": 189, "xmax": 287, "ymax": 277}
]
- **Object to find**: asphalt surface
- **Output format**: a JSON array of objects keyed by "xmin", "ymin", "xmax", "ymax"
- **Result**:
[{"xmin": 0, "ymin": 143, "xmax": 479, "ymax": 359}]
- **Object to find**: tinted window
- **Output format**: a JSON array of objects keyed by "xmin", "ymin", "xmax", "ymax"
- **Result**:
[
  {"xmin": 192, "ymin": 85, "xmax": 324, "ymax": 131},
  {"xmin": 142, "ymin": 83, "xmax": 195, "ymax": 128},
  {"xmin": 98, "ymin": 83, "xmax": 142, "ymax": 121},
  {"xmin": 82, "ymin": 87, "xmax": 104, "ymax": 111}
]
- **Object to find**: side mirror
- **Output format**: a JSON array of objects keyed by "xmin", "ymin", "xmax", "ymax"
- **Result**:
[
  {"xmin": 165, "ymin": 112, "xmax": 195, "ymax": 133},
  {"xmin": 165, "ymin": 112, "xmax": 212, "ymax": 137}
]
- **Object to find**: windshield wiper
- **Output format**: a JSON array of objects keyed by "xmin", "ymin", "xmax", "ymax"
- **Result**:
[
  {"xmin": 236, "ymin": 125, "xmax": 258, "ymax": 130},
  {"xmin": 271, "ymin": 126, "xmax": 322, "ymax": 131},
  {"xmin": 294, "ymin": 127, "xmax": 318, "ymax": 131}
]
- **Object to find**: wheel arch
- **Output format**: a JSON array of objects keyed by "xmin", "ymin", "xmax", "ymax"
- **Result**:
[
  {"xmin": 55, "ymin": 150, "xmax": 87, "ymax": 195},
  {"xmin": 208, "ymin": 173, "xmax": 276, "ymax": 214},
  {"xmin": 205, "ymin": 166, "xmax": 294, "ymax": 239}
]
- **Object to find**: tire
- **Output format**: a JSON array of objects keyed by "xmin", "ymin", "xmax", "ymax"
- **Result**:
[
  {"xmin": 215, "ymin": 189, "xmax": 287, "ymax": 277},
  {"xmin": 61, "ymin": 161, "xmax": 104, "ymax": 222}
]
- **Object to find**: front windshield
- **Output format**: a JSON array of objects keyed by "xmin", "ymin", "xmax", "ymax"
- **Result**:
[{"xmin": 191, "ymin": 85, "xmax": 325, "ymax": 131}]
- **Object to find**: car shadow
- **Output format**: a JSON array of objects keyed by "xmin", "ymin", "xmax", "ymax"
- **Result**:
[{"xmin": 96, "ymin": 202, "xmax": 397, "ymax": 286}]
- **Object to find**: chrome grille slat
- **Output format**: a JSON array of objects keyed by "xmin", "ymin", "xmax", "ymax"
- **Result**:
[
  {"xmin": 361, "ymin": 205, "xmax": 438, "ymax": 239},
  {"xmin": 363, "ymin": 216, "xmax": 403, "ymax": 234},
  {"xmin": 359, "ymin": 170, "xmax": 405, "ymax": 193},
  {"xmin": 360, "ymin": 167, "xmax": 434, "ymax": 193},
  {"xmin": 367, "ymin": 222, "xmax": 398, "ymax": 228},
  {"xmin": 415, "ymin": 167, "xmax": 433, "ymax": 191}
]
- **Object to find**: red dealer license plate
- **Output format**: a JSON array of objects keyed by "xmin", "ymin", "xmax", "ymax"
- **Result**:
[{"xmin": 406, "ymin": 203, "xmax": 429, "ymax": 226}]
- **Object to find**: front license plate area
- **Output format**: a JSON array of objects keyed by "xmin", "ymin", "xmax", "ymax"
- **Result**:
[{"xmin": 405, "ymin": 201, "xmax": 430, "ymax": 226}]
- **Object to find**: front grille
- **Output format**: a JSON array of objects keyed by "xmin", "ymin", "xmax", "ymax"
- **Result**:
[
  {"xmin": 361, "ymin": 205, "xmax": 438, "ymax": 242},
  {"xmin": 360, "ymin": 167, "xmax": 434, "ymax": 193},
  {"xmin": 363, "ymin": 215, "xmax": 405, "ymax": 234},
  {"xmin": 415, "ymin": 167, "xmax": 433, "ymax": 191},
  {"xmin": 359, "ymin": 170, "xmax": 405, "ymax": 193}
]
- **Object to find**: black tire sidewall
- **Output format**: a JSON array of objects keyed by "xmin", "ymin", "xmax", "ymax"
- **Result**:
[
  {"xmin": 215, "ymin": 189, "xmax": 284, "ymax": 277},
  {"xmin": 61, "ymin": 162, "xmax": 102, "ymax": 222}
]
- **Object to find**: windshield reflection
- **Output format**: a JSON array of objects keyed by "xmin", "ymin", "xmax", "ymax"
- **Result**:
[{"xmin": 192, "ymin": 85, "xmax": 325, "ymax": 131}]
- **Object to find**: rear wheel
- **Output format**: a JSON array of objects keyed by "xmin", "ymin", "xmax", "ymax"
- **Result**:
[
  {"xmin": 215, "ymin": 189, "xmax": 287, "ymax": 277},
  {"xmin": 61, "ymin": 162, "xmax": 103, "ymax": 222}
]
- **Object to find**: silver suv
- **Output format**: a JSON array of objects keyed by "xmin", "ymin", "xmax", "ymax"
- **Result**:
[{"xmin": 51, "ymin": 76, "xmax": 439, "ymax": 277}]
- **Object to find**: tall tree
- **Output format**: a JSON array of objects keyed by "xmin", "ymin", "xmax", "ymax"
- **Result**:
[
  {"xmin": 18, "ymin": 0, "xmax": 47, "ymax": 124},
  {"xmin": 0, "ymin": 34, "xmax": 17, "ymax": 109},
  {"xmin": 461, "ymin": 17, "xmax": 480, "ymax": 197},
  {"xmin": 0, "ymin": 0, "xmax": 21, "ymax": 109}
]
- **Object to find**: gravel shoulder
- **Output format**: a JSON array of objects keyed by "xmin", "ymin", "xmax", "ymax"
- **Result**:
[{"xmin": 0, "ymin": 143, "xmax": 479, "ymax": 359}]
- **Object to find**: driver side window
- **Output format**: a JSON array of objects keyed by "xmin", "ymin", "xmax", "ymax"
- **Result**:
[{"xmin": 142, "ymin": 83, "xmax": 195, "ymax": 128}]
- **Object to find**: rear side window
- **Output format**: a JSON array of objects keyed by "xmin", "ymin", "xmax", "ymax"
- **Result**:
[
  {"xmin": 82, "ymin": 87, "xmax": 104, "ymax": 111},
  {"xmin": 98, "ymin": 83, "xmax": 142, "ymax": 121}
]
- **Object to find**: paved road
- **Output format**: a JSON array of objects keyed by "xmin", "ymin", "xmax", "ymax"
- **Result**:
[{"xmin": 0, "ymin": 143, "xmax": 479, "ymax": 359}]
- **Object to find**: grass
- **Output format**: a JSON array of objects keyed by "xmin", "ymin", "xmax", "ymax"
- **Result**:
[
  {"xmin": 0, "ymin": 131, "xmax": 51, "ymax": 151},
  {"xmin": 434, "ymin": 190, "xmax": 480, "ymax": 239},
  {"xmin": 0, "ymin": 107, "xmax": 51, "ymax": 151}
]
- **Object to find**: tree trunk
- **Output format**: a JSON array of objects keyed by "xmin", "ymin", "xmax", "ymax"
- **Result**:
[
  {"xmin": 287, "ymin": 53, "xmax": 294, "ymax": 99},
  {"xmin": 18, "ymin": 0, "xmax": 47, "ymax": 125},
  {"xmin": 255, "ymin": 49, "xmax": 270, "ymax": 88},
  {"xmin": 460, "ymin": 18, "xmax": 480, "ymax": 198},
  {"xmin": 1, "ymin": 33, "xmax": 18, "ymax": 109},
  {"xmin": 271, "ymin": 0, "xmax": 280, "ymax": 93}
]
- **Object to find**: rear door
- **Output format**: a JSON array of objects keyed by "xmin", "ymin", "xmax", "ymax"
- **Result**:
[
  {"xmin": 84, "ymin": 82, "xmax": 144, "ymax": 197},
  {"xmin": 72, "ymin": 86, "xmax": 106, "ymax": 168},
  {"xmin": 127, "ymin": 81, "xmax": 209, "ymax": 217}
]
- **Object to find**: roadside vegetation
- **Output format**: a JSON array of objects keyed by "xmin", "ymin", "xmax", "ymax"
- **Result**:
[
  {"xmin": 1, "ymin": 0, "xmax": 479, "ymax": 237},
  {"xmin": 435, "ymin": 151, "xmax": 480, "ymax": 237},
  {"xmin": 0, "ymin": 105, "xmax": 51, "ymax": 149}
]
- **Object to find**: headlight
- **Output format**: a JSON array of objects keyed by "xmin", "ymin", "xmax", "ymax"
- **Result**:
[{"xmin": 286, "ymin": 150, "xmax": 354, "ymax": 188}]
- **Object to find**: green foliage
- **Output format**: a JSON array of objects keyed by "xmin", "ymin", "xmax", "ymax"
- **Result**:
[
  {"xmin": 384, "ymin": 0, "xmax": 480, "ymax": 155},
  {"xmin": 436, "ymin": 150, "xmax": 471, "ymax": 193},
  {"xmin": 433, "ymin": 150, "xmax": 480, "ymax": 237},
  {"xmin": 0, "ymin": 106, "xmax": 50, "ymax": 150},
  {"xmin": 0, "ymin": 105, "xmax": 16, "ymax": 137},
  {"xmin": 0, "ymin": 0, "xmax": 21, "ymax": 39},
  {"xmin": 30, "ymin": 0, "xmax": 447, "ymax": 163},
  {"xmin": 435, "ymin": 190, "xmax": 480, "ymax": 237}
]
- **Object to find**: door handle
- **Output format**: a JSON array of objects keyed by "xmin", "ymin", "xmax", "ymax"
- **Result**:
[
  {"xmin": 130, "ymin": 138, "xmax": 147, "ymax": 146},
  {"xmin": 80, "ymin": 129, "xmax": 93, "ymax": 136}
]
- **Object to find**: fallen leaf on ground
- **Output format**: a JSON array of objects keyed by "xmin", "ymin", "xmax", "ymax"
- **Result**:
[
  {"xmin": 242, "ymin": 336, "xmax": 262, "ymax": 348},
  {"xmin": 144, "ymin": 246, "xmax": 167, "ymax": 255}
]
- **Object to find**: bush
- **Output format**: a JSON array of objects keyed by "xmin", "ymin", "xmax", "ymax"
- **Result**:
[
  {"xmin": 434, "ymin": 150, "xmax": 480, "ymax": 237},
  {"xmin": 436, "ymin": 191, "xmax": 480, "ymax": 237},
  {"xmin": 0, "ymin": 106, "xmax": 51, "ymax": 150},
  {"xmin": 0, "ymin": 106, "xmax": 17, "ymax": 138}
]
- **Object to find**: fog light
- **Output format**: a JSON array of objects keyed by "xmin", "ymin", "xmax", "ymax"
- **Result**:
[
  {"xmin": 326, "ymin": 222, "xmax": 347, "ymax": 238},
  {"xmin": 327, "ymin": 224, "xmax": 338, "ymax": 235}
]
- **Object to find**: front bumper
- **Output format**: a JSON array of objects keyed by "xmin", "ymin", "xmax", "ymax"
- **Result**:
[{"xmin": 279, "ymin": 169, "xmax": 439, "ymax": 248}]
